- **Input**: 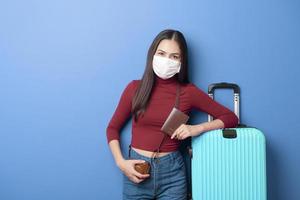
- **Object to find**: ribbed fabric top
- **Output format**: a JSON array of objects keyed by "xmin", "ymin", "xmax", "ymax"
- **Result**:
[{"xmin": 106, "ymin": 75, "xmax": 239, "ymax": 152}]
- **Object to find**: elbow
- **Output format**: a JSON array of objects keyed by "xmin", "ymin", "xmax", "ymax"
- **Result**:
[
  {"xmin": 229, "ymin": 113, "xmax": 239, "ymax": 128},
  {"xmin": 218, "ymin": 112, "xmax": 239, "ymax": 128},
  {"xmin": 106, "ymin": 125, "xmax": 120, "ymax": 144},
  {"xmin": 231, "ymin": 113, "xmax": 239, "ymax": 128}
]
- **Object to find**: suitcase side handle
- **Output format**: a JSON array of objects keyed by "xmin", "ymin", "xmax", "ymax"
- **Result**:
[{"xmin": 207, "ymin": 82, "xmax": 240, "ymax": 124}]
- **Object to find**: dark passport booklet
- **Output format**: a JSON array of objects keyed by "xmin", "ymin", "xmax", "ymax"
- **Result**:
[{"xmin": 161, "ymin": 107, "xmax": 190, "ymax": 136}]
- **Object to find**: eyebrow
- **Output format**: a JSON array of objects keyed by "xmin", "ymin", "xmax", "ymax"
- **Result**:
[{"xmin": 157, "ymin": 49, "xmax": 180, "ymax": 55}]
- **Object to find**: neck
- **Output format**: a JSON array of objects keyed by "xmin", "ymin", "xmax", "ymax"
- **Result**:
[{"xmin": 155, "ymin": 75, "xmax": 178, "ymax": 84}]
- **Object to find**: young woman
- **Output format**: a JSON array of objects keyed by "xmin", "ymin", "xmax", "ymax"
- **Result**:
[{"xmin": 106, "ymin": 29, "xmax": 239, "ymax": 200}]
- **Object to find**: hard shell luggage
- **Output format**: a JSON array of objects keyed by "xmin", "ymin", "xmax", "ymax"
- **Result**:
[{"xmin": 189, "ymin": 82, "xmax": 267, "ymax": 200}]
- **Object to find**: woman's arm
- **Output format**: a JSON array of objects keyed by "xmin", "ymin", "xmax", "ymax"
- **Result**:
[
  {"xmin": 188, "ymin": 83, "xmax": 239, "ymax": 129},
  {"xmin": 106, "ymin": 80, "xmax": 136, "ymax": 164},
  {"xmin": 108, "ymin": 140, "xmax": 125, "ymax": 167},
  {"xmin": 193, "ymin": 119, "xmax": 225, "ymax": 134},
  {"xmin": 106, "ymin": 82, "xmax": 151, "ymax": 183},
  {"xmin": 171, "ymin": 83, "xmax": 238, "ymax": 140},
  {"xmin": 171, "ymin": 119, "xmax": 225, "ymax": 139}
]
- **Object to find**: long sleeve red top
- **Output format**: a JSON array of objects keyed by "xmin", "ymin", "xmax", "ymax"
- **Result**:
[{"xmin": 106, "ymin": 75, "xmax": 239, "ymax": 152}]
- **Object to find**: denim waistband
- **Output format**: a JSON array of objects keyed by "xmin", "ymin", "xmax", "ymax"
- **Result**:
[{"xmin": 129, "ymin": 146, "xmax": 182, "ymax": 163}]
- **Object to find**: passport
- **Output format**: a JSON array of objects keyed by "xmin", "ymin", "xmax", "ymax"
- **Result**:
[{"xmin": 161, "ymin": 107, "xmax": 190, "ymax": 136}]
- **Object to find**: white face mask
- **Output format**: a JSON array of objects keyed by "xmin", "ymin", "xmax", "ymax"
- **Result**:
[{"xmin": 152, "ymin": 55, "xmax": 181, "ymax": 79}]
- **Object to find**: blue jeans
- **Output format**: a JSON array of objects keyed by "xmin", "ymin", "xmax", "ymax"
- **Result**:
[{"xmin": 122, "ymin": 147, "xmax": 187, "ymax": 200}]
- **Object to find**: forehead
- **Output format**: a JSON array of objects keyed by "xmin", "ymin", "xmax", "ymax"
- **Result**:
[{"xmin": 156, "ymin": 39, "xmax": 181, "ymax": 54}]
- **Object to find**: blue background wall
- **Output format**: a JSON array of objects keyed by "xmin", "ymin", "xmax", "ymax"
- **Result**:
[{"xmin": 0, "ymin": 0, "xmax": 299, "ymax": 199}]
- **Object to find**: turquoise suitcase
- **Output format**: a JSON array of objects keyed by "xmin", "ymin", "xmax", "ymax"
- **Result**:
[{"xmin": 189, "ymin": 82, "xmax": 267, "ymax": 200}]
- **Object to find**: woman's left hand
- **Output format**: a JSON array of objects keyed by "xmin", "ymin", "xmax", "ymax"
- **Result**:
[{"xmin": 171, "ymin": 124, "xmax": 201, "ymax": 140}]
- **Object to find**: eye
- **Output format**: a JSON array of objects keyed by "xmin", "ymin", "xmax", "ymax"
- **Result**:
[
  {"xmin": 158, "ymin": 52, "xmax": 164, "ymax": 55},
  {"xmin": 173, "ymin": 55, "xmax": 179, "ymax": 60}
]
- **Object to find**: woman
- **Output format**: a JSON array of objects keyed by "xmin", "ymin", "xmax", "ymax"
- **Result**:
[{"xmin": 106, "ymin": 29, "xmax": 239, "ymax": 200}]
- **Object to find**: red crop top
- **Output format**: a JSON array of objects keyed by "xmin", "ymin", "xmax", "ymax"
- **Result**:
[{"xmin": 106, "ymin": 75, "xmax": 239, "ymax": 152}]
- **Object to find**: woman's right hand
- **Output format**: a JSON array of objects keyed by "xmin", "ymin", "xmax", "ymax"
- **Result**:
[{"xmin": 118, "ymin": 159, "xmax": 150, "ymax": 183}]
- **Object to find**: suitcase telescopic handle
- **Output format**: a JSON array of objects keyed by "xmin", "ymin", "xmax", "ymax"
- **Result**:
[{"xmin": 207, "ymin": 82, "xmax": 240, "ymax": 124}]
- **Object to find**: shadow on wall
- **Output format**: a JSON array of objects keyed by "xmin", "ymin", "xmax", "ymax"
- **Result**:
[{"xmin": 266, "ymin": 139, "xmax": 280, "ymax": 200}]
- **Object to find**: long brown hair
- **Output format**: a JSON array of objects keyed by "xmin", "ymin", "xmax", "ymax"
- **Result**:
[{"xmin": 132, "ymin": 29, "xmax": 190, "ymax": 122}]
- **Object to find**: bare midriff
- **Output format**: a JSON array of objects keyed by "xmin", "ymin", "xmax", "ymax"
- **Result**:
[{"xmin": 131, "ymin": 147, "xmax": 174, "ymax": 158}]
